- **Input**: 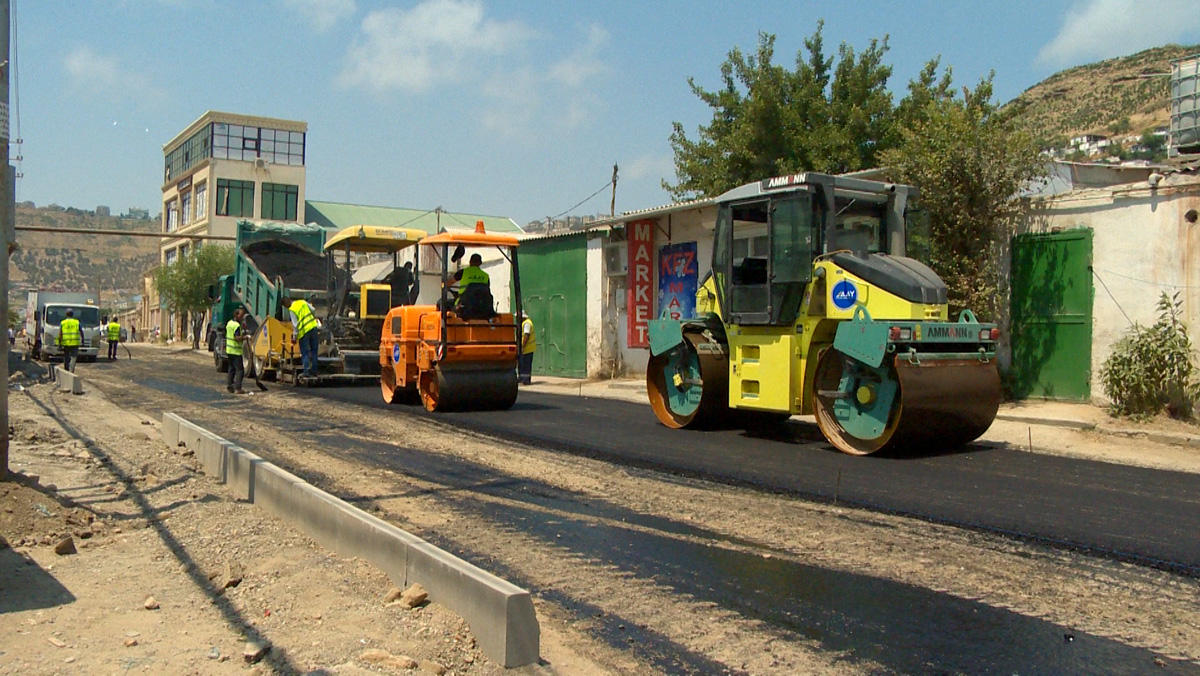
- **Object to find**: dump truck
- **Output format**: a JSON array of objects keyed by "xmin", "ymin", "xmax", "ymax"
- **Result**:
[
  {"xmin": 249, "ymin": 224, "xmax": 426, "ymax": 385},
  {"xmin": 207, "ymin": 220, "xmax": 329, "ymax": 372},
  {"xmin": 378, "ymin": 222, "xmax": 521, "ymax": 411},
  {"xmin": 25, "ymin": 291, "xmax": 103, "ymax": 362},
  {"xmin": 645, "ymin": 173, "xmax": 1001, "ymax": 455}
]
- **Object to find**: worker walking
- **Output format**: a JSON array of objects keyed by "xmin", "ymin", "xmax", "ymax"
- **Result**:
[
  {"xmin": 106, "ymin": 316, "xmax": 121, "ymax": 360},
  {"xmin": 519, "ymin": 314, "xmax": 536, "ymax": 385},
  {"xmin": 225, "ymin": 308, "xmax": 247, "ymax": 394},
  {"xmin": 58, "ymin": 309, "xmax": 81, "ymax": 373},
  {"xmin": 285, "ymin": 293, "xmax": 319, "ymax": 379}
]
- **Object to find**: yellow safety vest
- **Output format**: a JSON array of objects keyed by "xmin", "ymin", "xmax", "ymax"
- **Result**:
[
  {"xmin": 289, "ymin": 300, "xmax": 318, "ymax": 339},
  {"xmin": 107, "ymin": 321, "xmax": 121, "ymax": 341},
  {"xmin": 459, "ymin": 265, "xmax": 489, "ymax": 288},
  {"xmin": 58, "ymin": 318, "xmax": 81, "ymax": 347},
  {"xmin": 521, "ymin": 317, "xmax": 536, "ymax": 354},
  {"xmin": 225, "ymin": 319, "xmax": 243, "ymax": 356}
]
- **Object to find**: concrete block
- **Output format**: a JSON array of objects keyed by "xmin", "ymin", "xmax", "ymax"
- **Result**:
[
  {"xmin": 161, "ymin": 413, "xmax": 181, "ymax": 447},
  {"xmin": 223, "ymin": 445, "xmax": 262, "ymax": 502},
  {"xmin": 54, "ymin": 368, "xmax": 83, "ymax": 395},
  {"xmin": 164, "ymin": 413, "xmax": 541, "ymax": 667}
]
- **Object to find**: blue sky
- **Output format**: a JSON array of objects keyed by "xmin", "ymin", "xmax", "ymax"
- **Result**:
[{"xmin": 13, "ymin": 0, "xmax": 1200, "ymax": 226}]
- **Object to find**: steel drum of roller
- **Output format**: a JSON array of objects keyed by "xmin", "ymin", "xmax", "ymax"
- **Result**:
[
  {"xmin": 813, "ymin": 347, "xmax": 1002, "ymax": 455},
  {"xmin": 646, "ymin": 332, "xmax": 730, "ymax": 429},
  {"xmin": 419, "ymin": 363, "xmax": 517, "ymax": 412}
]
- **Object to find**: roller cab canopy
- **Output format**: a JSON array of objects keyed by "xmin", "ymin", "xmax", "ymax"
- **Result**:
[
  {"xmin": 419, "ymin": 230, "xmax": 521, "ymax": 248},
  {"xmin": 324, "ymin": 225, "xmax": 427, "ymax": 253}
]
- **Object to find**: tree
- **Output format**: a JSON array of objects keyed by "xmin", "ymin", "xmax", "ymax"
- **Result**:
[
  {"xmin": 152, "ymin": 244, "xmax": 235, "ymax": 349},
  {"xmin": 881, "ymin": 75, "xmax": 1045, "ymax": 319},
  {"xmin": 664, "ymin": 24, "xmax": 896, "ymax": 200}
]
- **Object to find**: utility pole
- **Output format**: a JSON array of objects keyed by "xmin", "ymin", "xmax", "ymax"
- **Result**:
[
  {"xmin": 610, "ymin": 163, "xmax": 619, "ymax": 217},
  {"xmin": 1, "ymin": 0, "xmax": 12, "ymax": 479}
]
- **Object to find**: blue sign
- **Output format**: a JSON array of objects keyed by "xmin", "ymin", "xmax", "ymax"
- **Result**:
[
  {"xmin": 658, "ymin": 242, "xmax": 699, "ymax": 320},
  {"xmin": 831, "ymin": 279, "xmax": 858, "ymax": 309},
  {"xmin": 392, "ymin": 343, "xmax": 401, "ymax": 364}
]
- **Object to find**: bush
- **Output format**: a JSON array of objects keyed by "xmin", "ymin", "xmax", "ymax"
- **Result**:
[{"xmin": 1099, "ymin": 292, "xmax": 1200, "ymax": 419}]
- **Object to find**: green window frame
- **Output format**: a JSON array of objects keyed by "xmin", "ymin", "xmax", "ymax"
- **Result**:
[
  {"xmin": 215, "ymin": 179, "xmax": 254, "ymax": 217},
  {"xmin": 261, "ymin": 183, "xmax": 298, "ymax": 221}
]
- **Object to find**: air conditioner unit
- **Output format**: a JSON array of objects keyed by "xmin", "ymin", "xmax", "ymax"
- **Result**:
[
  {"xmin": 254, "ymin": 158, "xmax": 267, "ymax": 169},
  {"xmin": 604, "ymin": 242, "xmax": 628, "ymax": 276}
]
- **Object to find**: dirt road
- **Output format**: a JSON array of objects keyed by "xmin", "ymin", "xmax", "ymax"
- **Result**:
[{"xmin": 3, "ymin": 345, "xmax": 1199, "ymax": 673}]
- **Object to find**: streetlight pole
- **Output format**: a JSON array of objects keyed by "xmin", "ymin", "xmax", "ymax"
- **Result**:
[{"xmin": 1, "ymin": 0, "xmax": 13, "ymax": 479}]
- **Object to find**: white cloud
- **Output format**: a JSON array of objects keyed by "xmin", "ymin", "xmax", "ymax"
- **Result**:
[
  {"xmin": 339, "ymin": 0, "xmax": 533, "ymax": 93},
  {"xmin": 63, "ymin": 46, "xmax": 163, "ymax": 101},
  {"xmin": 280, "ymin": 0, "xmax": 355, "ymax": 32},
  {"xmin": 548, "ymin": 24, "xmax": 610, "ymax": 88},
  {"xmin": 1038, "ymin": 0, "xmax": 1200, "ymax": 68}
]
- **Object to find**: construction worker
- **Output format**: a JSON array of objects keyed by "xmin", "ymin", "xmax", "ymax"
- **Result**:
[
  {"xmin": 284, "ymin": 293, "xmax": 319, "ymax": 379},
  {"xmin": 449, "ymin": 253, "xmax": 493, "ymax": 318},
  {"xmin": 106, "ymin": 316, "xmax": 121, "ymax": 360},
  {"xmin": 225, "ymin": 308, "xmax": 247, "ymax": 394},
  {"xmin": 519, "ymin": 314, "xmax": 536, "ymax": 385},
  {"xmin": 58, "ymin": 309, "xmax": 81, "ymax": 373}
]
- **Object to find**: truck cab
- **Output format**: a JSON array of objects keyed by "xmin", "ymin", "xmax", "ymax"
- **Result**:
[{"xmin": 36, "ymin": 303, "xmax": 102, "ymax": 361}]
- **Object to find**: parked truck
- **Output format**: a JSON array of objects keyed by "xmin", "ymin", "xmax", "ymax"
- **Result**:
[
  {"xmin": 207, "ymin": 220, "xmax": 329, "ymax": 372},
  {"xmin": 25, "ymin": 291, "xmax": 103, "ymax": 362}
]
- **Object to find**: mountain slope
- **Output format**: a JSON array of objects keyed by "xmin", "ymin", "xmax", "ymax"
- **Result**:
[{"xmin": 1008, "ymin": 44, "xmax": 1200, "ymax": 145}]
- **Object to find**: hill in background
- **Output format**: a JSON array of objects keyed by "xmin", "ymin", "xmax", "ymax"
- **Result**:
[
  {"xmin": 12, "ymin": 204, "xmax": 161, "ymax": 306},
  {"xmin": 1009, "ymin": 44, "xmax": 1200, "ymax": 147}
]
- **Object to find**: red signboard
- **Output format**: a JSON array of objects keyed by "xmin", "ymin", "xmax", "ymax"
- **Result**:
[{"xmin": 627, "ymin": 219, "xmax": 654, "ymax": 347}]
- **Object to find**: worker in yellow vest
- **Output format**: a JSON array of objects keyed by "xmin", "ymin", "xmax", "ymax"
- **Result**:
[
  {"xmin": 519, "ymin": 314, "xmax": 536, "ymax": 385},
  {"xmin": 57, "ymin": 309, "xmax": 82, "ymax": 373},
  {"xmin": 225, "ymin": 308, "xmax": 247, "ymax": 394},
  {"xmin": 106, "ymin": 316, "xmax": 121, "ymax": 360},
  {"xmin": 283, "ymin": 293, "xmax": 320, "ymax": 379}
]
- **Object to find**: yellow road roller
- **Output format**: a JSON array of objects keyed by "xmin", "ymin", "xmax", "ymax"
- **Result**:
[{"xmin": 646, "ymin": 173, "xmax": 1001, "ymax": 455}]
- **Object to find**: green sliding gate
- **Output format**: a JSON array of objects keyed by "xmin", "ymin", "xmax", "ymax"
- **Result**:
[
  {"xmin": 1009, "ymin": 228, "xmax": 1094, "ymax": 401},
  {"xmin": 517, "ymin": 233, "xmax": 588, "ymax": 377}
]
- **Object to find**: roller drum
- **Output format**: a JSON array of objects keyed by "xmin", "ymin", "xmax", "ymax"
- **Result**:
[
  {"xmin": 814, "ymin": 347, "xmax": 1001, "ymax": 455},
  {"xmin": 647, "ymin": 332, "xmax": 730, "ymax": 429},
  {"xmin": 420, "ymin": 363, "xmax": 518, "ymax": 412}
]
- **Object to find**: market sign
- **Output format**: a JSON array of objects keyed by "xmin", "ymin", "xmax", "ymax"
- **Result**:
[{"xmin": 627, "ymin": 219, "xmax": 654, "ymax": 347}]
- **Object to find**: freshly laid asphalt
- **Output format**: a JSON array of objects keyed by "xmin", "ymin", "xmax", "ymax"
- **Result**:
[{"xmin": 306, "ymin": 386, "xmax": 1200, "ymax": 575}]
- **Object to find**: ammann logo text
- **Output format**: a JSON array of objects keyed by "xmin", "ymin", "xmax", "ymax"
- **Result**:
[{"xmin": 924, "ymin": 325, "xmax": 971, "ymax": 339}]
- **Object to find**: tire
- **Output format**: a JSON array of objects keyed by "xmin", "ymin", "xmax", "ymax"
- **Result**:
[{"xmin": 215, "ymin": 352, "xmax": 229, "ymax": 373}]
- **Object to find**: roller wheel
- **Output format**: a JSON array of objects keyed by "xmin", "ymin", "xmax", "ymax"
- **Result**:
[
  {"xmin": 381, "ymin": 363, "xmax": 409, "ymax": 404},
  {"xmin": 419, "ymin": 370, "xmax": 440, "ymax": 412},
  {"xmin": 646, "ymin": 332, "xmax": 729, "ymax": 429},
  {"xmin": 813, "ymin": 347, "xmax": 902, "ymax": 455},
  {"xmin": 813, "ymin": 346, "xmax": 1003, "ymax": 456},
  {"xmin": 419, "ymin": 364, "xmax": 517, "ymax": 412}
]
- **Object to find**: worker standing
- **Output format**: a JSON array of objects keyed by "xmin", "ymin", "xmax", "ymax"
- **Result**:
[
  {"xmin": 225, "ymin": 308, "xmax": 247, "ymax": 394},
  {"xmin": 519, "ymin": 314, "xmax": 536, "ymax": 385},
  {"xmin": 106, "ymin": 316, "xmax": 121, "ymax": 360},
  {"xmin": 58, "ymin": 309, "xmax": 81, "ymax": 373},
  {"xmin": 284, "ymin": 293, "xmax": 319, "ymax": 379}
]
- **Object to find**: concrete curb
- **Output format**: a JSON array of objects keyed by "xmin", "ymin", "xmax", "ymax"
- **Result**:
[
  {"xmin": 994, "ymin": 413, "xmax": 1096, "ymax": 431},
  {"xmin": 50, "ymin": 365, "xmax": 84, "ymax": 395},
  {"xmin": 161, "ymin": 412, "xmax": 539, "ymax": 667}
]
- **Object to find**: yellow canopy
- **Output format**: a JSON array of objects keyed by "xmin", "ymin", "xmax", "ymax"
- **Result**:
[{"xmin": 323, "ymin": 225, "xmax": 427, "ymax": 253}]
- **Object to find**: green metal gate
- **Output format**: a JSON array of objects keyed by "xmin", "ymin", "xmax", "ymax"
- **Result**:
[
  {"xmin": 517, "ymin": 233, "xmax": 588, "ymax": 377},
  {"xmin": 1009, "ymin": 229, "xmax": 1094, "ymax": 401}
]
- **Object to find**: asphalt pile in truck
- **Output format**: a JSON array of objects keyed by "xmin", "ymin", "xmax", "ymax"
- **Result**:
[{"xmin": 244, "ymin": 240, "xmax": 326, "ymax": 290}]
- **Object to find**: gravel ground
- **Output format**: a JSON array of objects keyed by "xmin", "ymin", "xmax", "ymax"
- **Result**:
[{"xmin": 3, "ymin": 345, "xmax": 1199, "ymax": 674}]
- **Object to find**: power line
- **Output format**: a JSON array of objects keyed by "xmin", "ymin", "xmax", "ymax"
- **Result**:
[{"xmin": 551, "ymin": 176, "xmax": 616, "ymax": 220}]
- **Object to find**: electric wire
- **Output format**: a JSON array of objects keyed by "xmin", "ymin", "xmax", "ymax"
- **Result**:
[
  {"xmin": 551, "ymin": 177, "xmax": 615, "ymax": 220},
  {"xmin": 1090, "ymin": 268, "xmax": 1134, "ymax": 326}
]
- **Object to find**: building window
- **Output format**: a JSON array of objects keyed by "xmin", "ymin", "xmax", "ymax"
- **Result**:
[
  {"xmin": 261, "ymin": 182, "xmax": 298, "ymax": 221},
  {"xmin": 163, "ymin": 127, "xmax": 212, "ymax": 183},
  {"xmin": 215, "ymin": 179, "xmax": 254, "ymax": 217},
  {"xmin": 195, "ymin": 183, "xmax": 207, "ymax": 221},
  {"xmin": 212, "ymin": 123, "xmax": 305, "ymax": 166},
  {"xmin": 165, "ymin": 248, "xmax": 178, "ymax": 266},
  {"xmin": 181, "ymin": 191, "xmax": 192, "ymax": 226},
  {"xmin": 166, "ymin": 200, "xmax": 179, "ymax": 232},
  {"xmin": 178, "ymin": 243, "xmax": 189, "ymax": 259}
]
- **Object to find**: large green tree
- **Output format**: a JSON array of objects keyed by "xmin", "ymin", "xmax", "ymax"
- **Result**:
[
  {"xmin": 665, "ymin": 24, "xmax": 896, "ymax": 199},
  {"xmin": 881, "ymin": 76, "xmax": 1044, "ymax": 319},
  {"xmin": 152, "ymin": 244, "xmax": 235, "ymax": 349}
]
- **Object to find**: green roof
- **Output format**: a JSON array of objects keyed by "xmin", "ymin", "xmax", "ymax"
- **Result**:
[{"xmin": 304, "ymin": 200, "xmax": 523, "ymax": 235}]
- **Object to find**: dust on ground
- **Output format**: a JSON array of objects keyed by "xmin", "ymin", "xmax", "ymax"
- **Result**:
[{"xmin": 0, "ymin": 378, "xmax": 524, "ymax": 675}]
